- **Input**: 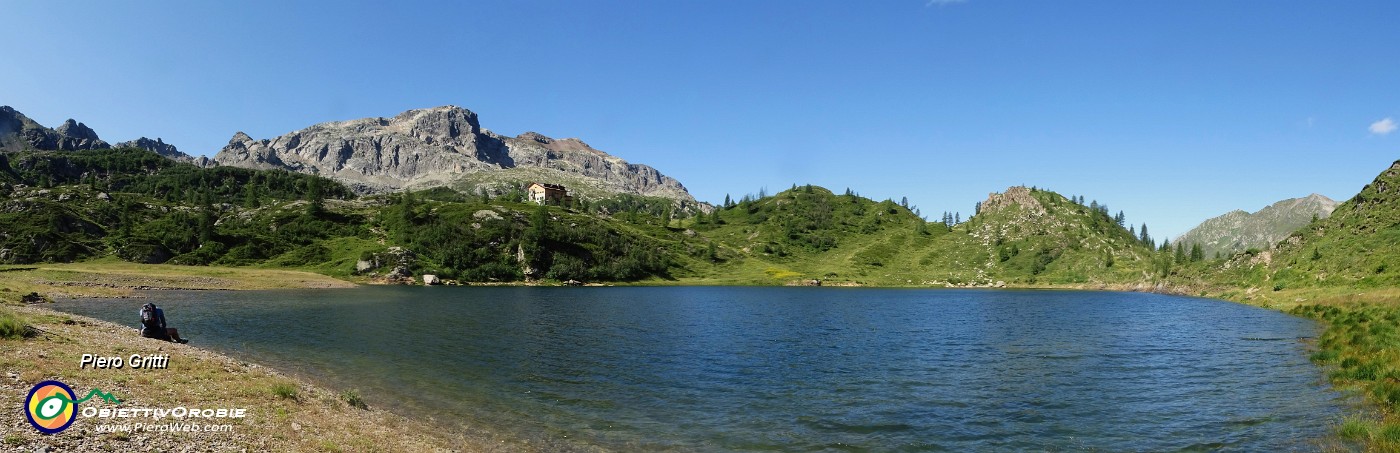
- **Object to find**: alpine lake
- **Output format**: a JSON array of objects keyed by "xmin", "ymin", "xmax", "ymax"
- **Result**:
[{"xmin": 53, "ymin": 286, "xmax": 1346, "ymax": 451}]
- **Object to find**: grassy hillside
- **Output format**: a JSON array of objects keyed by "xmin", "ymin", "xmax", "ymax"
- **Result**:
[
  {"xmin": 1205, "ymin": 160, "xmax": 1400, "ymax": 295},
  {"xmin": 1, "ymin": 150, "xmax": 1181, "ymax": 287},
  {"xmin": 669, "ymin": 184, "xmax": 1163, "ymax": 287},
  {"xmin": 0, "ymin": 148, "xmax": 709, "ymax": 284}
]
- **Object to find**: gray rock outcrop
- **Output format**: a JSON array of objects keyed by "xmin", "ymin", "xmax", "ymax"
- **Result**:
[{"xmin": 212, "ymin": 106, "xmax": 695, "ymax": 203}]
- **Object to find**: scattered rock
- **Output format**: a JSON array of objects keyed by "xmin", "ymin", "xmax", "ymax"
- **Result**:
[{"xmin": 473, "ymin": 209, "xmax": 503, "ymax": 221}]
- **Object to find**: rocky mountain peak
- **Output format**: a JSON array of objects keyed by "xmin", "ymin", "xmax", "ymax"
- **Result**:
[
  {"xmin": 56, "ymin": 119, "xmax": 100, "ymax": 141},
  {"xmin": 391, "ymin": 105, "xmax": 481, "ymax": 138},
  {"xmin": 518, "ymin": 131, "xmax": 552, "ymax": 144},
  {"xmin": 229, "ymin": 131, "xmax": 254, "ymax": 144}
]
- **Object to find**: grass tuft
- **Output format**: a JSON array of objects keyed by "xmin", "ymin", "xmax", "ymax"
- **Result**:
[
  {"xmin": 0, "ymin": 308, "xmax": 30, "ymax": 339},
  {"xmin": 271, "ymin": 382, "xmax": 299, "ymax": 401},
  {"xmin": 1339, "ymin": 417, "xmax": 1371, "ymax": 440}
]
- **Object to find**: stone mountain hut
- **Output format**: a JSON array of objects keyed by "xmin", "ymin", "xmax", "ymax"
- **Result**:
[{"xmin": 526, "ymin": 182, "xmax": 571, "ymax": 205}]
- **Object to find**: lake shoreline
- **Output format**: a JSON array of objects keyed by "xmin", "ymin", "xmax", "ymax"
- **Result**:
[
  {"xmin": 0, "ymin": 261, "xmax": 1367, "ymax": 450},
  {"xmin": 0, "ymin": 303, "xmax": 501, "ymax": 451}
]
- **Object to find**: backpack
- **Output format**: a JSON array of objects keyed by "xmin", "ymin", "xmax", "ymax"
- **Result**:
[{"xmin": 140, "ymin": 304, "xmax": 161, "ymax": 330}]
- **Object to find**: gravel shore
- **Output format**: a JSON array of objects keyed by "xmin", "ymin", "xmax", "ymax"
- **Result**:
[{"xmin": 1, "ymin": 304, "xmax": 507, "ymax": 452}]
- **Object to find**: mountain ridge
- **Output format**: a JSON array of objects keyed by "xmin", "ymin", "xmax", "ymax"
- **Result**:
[
  {"xmin": 0, "ymin": 106, "xmax": 111, "ymax": 151},
  {"xmin": 212, "ymin": 105, "xmax": 696, "ymax": 203}
]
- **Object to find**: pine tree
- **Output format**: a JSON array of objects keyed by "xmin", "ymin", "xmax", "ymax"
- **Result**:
[
  {"xmin": 723, "ymin": 194, "xmax": 732, "ymax": 207},
  {"xmin": 901, "ymin": 196, "xmax": 909, "ymax": 208},
  {"xmin": 1190, "ymin": 243, "xmax": 1204, "ymax": 262},
  {"xmin": 1175, "ymin": 242, "xmax": 1187, "ymax": 264},
  {"xmin": 1139, "ymin": 223, "xmax": 1150, "ymax": 245},
  {"xmin": 306, "ymin": 177, "xmax": 325, "ymax": 216},
  {"xmin": 974, "ymin": 201, "xmax": 982, "ymax": 215}
]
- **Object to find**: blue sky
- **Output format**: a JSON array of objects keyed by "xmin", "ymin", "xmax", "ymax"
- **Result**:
[{"xmin": 2, "ymin": 1, "xmax": 1397, "ymax": 240}]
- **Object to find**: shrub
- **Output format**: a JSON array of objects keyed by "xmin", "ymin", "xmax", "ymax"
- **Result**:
[{"xmin": 340, "ymin": 389, "xmax": 367, "ymax": 409}]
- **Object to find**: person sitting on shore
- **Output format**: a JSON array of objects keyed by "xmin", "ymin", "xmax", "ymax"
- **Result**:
[{"xmin": 140, "ymin": 302, "xmax": 188, "ymax": 344}]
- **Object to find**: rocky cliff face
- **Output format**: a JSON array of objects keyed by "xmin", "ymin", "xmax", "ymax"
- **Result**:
[
  {"xmin": 1175, "ymin": 193, "xmax": 1338, "ymax": 257},
  {"xmin": 0, "ymin": 106, "xmax": 111, "ymax": 151},
  {"xmin": 212, "ymin": 106, "xmax": 695, "ymax": 202}
]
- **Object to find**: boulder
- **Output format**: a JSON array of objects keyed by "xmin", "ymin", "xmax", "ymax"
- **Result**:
[{"xmin": 423, "ymin": 274, "xmax": 441, "ymax": 285}]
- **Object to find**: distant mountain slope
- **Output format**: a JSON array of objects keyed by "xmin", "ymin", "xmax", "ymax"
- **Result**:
[
  {"xmin": 114, "ymin": 137, "xmax": 210, "ymax": 166},
  {"xmin": 212, "ymin": 106, "xmax": 696, "ymax": 203},
  {"xmin": 1175, "ymin": 194, "xmax": 1337, "ymax": 258},
  {"xmin": 0, "ymin": 106, "xmax": 110, "ymax": 151}
]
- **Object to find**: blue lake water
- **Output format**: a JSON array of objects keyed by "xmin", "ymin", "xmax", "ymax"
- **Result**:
[{"xmin": 53, "ymin": 287, "xmax": 1345, "ymax": 451}]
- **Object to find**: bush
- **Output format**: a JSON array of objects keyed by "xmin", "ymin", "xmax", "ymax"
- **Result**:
[{"xmin": 340, "ymin": 389, "xmax": 367, "ymax": 409}]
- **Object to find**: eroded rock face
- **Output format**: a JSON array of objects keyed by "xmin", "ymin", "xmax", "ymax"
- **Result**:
[{"xmin": 212, "ymin": 106, "xmax": 695, "ymax": 202}]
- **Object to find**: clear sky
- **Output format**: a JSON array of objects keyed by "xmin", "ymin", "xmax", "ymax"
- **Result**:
[{"xmin": 2, "ymin": 1, "xmax": 1397, "ymax": 240}]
